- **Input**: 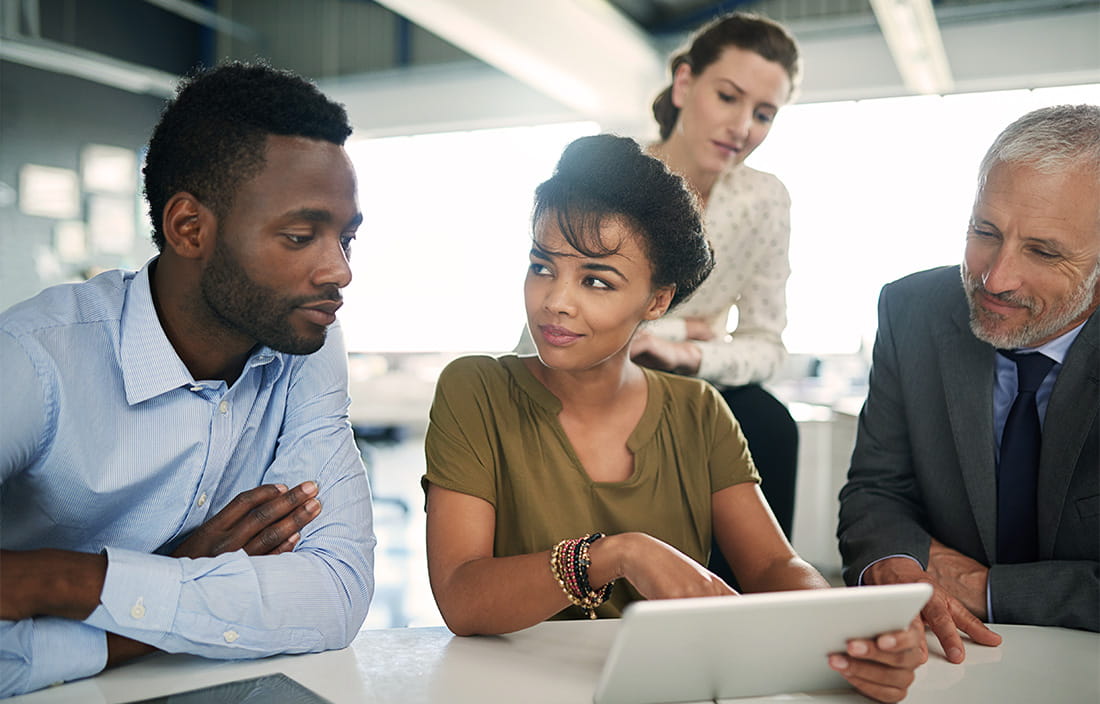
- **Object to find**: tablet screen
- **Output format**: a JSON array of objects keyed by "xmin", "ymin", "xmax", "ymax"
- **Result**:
[{"xmin": 122, "ymin": 672, "xmax": 332, "ymax": 704}]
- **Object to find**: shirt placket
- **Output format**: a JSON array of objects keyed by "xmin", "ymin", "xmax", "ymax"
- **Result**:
[{"xmin": 184, "ymin": 382, "xmax": 234, "ymax": 524}]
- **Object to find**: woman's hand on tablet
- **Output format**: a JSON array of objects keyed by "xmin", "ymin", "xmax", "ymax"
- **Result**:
[
  {"xmin": 827, "ymin": 616, "xmax": 926, "ymax": 703},
  {"xmin": 587, "ymin": 532, "xmax": 737, "ymax": 599}
]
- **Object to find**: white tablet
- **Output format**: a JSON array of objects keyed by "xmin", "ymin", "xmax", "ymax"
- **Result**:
[{"xmin": 593, "ymin": 582, "xmax": 932, "ymax": 704}]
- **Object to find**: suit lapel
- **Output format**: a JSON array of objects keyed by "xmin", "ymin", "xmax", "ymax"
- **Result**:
[
  {"xmin": 937, "ymin": 302, "xmax": 998, "ymax": 562},
  {"xmin": 1038, "ymin": 311, "xmax": 1100, "ymax": 556}
]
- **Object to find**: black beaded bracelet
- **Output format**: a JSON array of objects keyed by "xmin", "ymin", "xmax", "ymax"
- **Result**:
[{"xmin": 549, "ymin": 532, "xmax": 615, "ymax": 619}]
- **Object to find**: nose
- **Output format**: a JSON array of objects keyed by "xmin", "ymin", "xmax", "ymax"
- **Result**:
[
  {"xmin": 980, "ymin": 244, "xmax": 1024, "ymax": 295},
  {"xmin": 312, "ymin": 235, "xmax": 353, "ymax": 290},
  {"xmin": 727, "ymin": 104, "xmax": 753, "ymax": 141},
  {"xmin": 543, "ymin": 277, "xmax": 577, "ymax": 317}
]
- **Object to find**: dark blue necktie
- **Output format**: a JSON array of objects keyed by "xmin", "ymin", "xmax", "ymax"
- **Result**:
[{"xmin": 996, "ymin": 350, "xmax": 1056, "ymax": 564}]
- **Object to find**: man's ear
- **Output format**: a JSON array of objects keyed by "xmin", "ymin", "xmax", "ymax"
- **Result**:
[
  {"xmin": 644, "ymin": 285, "xmax": 676, "ymax": 321},
  {"xmin": 162, "ymin": 193, "xmax": 215, "ymax": 260},
  {"xmin": 671, "ymin": 61, "xmax": 694, "ymax": 110}
]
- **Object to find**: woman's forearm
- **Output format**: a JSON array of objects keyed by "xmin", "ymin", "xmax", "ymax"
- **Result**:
[
  {"xmin": 432, "ymin": 551, "xmax": 572, "ymax": 636},
  {"xmin": 739, "ymin": 556, "xmax": 830, "ymax": 594}
]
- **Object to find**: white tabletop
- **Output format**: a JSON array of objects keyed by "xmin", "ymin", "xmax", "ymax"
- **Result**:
[{"xmin": 10, "ymin": 621, "xmax": 1098, "ymax": 704}]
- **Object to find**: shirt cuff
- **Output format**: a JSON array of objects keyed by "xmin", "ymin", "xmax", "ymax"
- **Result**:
[
  {"xmin": 84, "ymin": 546, "xmax": 183, "ymax": 640},
  {"xmin": 857, "ymin": 554, "xmax": 923, "ymax": 585},
  {"xmin": 694, "ymin": 343, "xmax": 732, "ymax": 385},
  {"xmin": 644, "ymin": 317, "xmax": 688, "ymax": 342},
  {"xmin": 28, "ymin": 618, "xmax": 107, "ymax": 693}
]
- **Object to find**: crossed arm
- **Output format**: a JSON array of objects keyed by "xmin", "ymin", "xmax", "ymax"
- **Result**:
[
  {"xmin": 838, "ymin": 282, "xmax": 1002, "ymax": 663},
  {"xmin": 1, "ymin": 482, "xmax": 323, "ymax": 667},
  {"xmin": 860, "ymin": 546, "xmax": 1002, "ymax": 664}
]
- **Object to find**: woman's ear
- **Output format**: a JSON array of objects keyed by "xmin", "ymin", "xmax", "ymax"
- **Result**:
[
  {"xmin": 162, "ymin": 193, "xmax": 215, "ymax": 260},
  {"xmin": 671, "ymin": 61, "xmax": 694, "ymax": 110},
  {"xmin": 645, "ymin": 285, "xmax": 676, "ymax": 320}
]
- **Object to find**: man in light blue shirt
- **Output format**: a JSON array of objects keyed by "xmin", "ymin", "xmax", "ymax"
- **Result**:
[
  {"xmin": 838, "ymin": 104, "xmax": 1099, "ymax": 665},
  {"xmin": 0, "ymin": 62, "xmax": 375, "ymax": 697}
]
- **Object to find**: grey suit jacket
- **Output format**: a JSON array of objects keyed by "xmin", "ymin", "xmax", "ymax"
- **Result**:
[{"xmin": 838, "ymin": 265, "xmax": 1099, "ymax": 631}]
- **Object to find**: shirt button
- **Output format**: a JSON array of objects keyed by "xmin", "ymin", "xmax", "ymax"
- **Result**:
[
  {"xmin": 223, "ymin": 630, "xmax": 239, "ymax": 643},
  {"xmin": 130, "ymin": 598, "xmax": 146, "ymax": 620},
  {"xmin": 197, "ymin": 492, "xmax": 207, "ymax": 507},
  {"xmin": 218, "ymin": 400, "xmax": 229, "ymax": 414}
]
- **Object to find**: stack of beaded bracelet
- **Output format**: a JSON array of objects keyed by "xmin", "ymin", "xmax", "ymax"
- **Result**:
[{"xmin": 549, "ymin": 532, "xmax": 614, "ymax": 619}]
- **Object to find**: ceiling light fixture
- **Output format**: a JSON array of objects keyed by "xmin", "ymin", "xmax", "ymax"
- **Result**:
[{"xmin": 869, "ymin": 0, "xmax": 954, "ymax": 95}]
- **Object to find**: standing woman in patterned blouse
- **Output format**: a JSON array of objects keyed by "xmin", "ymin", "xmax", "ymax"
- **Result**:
[{"xmin": 631, "ymin": 12, "xmax": 802, "ymax": 576}]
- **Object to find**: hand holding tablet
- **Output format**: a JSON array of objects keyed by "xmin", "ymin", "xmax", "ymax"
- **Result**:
[{"xmin": 593, "ymin": 583, "xmax": 933, "ymax": 704}]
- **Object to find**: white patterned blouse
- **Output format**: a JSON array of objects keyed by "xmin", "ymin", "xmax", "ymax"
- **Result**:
[{"xmin": 645, "ymin": 163, "xmax": 791, "ymax": 388}]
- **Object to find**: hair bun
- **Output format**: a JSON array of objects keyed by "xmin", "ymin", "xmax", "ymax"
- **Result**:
[{"xmin": 534, "ymin": 134, "xmax": 714, "ymax": 309}]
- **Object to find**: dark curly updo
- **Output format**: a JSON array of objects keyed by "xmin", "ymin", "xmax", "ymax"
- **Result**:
[
  {"xmin": 652, "ymin": 12, "xmax": 801, "ymax": 141},
  {"xmin": 533, "ymin": 134, "xmax": 714, "ymax": 310},
  {"xmin": 143, "ymin": 61, "xmax": 352, "ymax": 251}
]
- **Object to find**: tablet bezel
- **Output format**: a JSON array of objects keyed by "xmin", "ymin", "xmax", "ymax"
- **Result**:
[{"xmin": 592, "ymin": 582, "xmax": 933, "ymax": 704}]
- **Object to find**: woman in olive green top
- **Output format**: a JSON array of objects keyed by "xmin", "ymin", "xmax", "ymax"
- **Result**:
[{"xmin": 424, "ymin": 135, "xmax": 923, "ymax": 703}]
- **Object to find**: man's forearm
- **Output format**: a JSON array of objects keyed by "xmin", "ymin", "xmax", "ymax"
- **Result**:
[
  {"xmin": 106, "ymin": 632, "xmax": 158, "ymax": 668},
  {"xmin": 0, "ymin": 549, "xmax": 106, "ymax": 621}
]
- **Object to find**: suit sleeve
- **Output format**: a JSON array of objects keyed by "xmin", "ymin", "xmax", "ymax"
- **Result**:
[
  {"xmin": 988, "ymin": 560, "xmax": 1099, "ymax": 630},
  {"xmin": 837, "ymin": 283, "xmax": 934, "ymax": 584}
]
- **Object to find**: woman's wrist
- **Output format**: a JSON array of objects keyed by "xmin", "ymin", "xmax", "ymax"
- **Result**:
[
  {"xmin": 678, "ymin": 341, "xmax": 703, "ymax": 375},
  {"xmin": 587, "ymin": 532, "xmax": 634, "ymax": 588},
  {"xmin": 548, "ymin": 534, "xmax": 616, "ymax": 619}
]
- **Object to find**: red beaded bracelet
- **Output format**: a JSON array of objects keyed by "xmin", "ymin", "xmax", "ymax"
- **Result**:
[{"xmin": 549, "ymin": 533, "xmax": 615, "ymax": 619}]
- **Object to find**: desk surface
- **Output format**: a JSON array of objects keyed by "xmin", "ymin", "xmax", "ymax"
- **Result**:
[{"xmin": 10, "ymin": 622, "xmax": 1098, "ymax": 704}]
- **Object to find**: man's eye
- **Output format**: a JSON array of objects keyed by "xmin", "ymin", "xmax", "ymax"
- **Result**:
[{"xmin": 284, "ymin": 234, "xmax": 311, "ymax": 245}]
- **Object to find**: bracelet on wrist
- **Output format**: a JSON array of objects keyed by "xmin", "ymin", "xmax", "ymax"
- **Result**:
[{"xmin": 549, "ymin": 532, "xmax": 614, "ymax": 619}]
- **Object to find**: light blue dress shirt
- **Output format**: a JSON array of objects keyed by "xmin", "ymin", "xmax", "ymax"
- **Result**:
[{"xmin": 0, "ymin": 259, "xmax": 376, "ymax": 697}]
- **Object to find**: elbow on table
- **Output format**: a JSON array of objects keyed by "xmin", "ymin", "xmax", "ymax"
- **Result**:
[
  {"xmin": 434, "ymin": 597, "xmax": 509, "ymax": 638},
  {"xmin": 437, "ymin": 604, "xmax": 481, "ymax": 637},
  {"xmin": 310, "ymin": 554, "xmax": 375, "ymax": 650}
]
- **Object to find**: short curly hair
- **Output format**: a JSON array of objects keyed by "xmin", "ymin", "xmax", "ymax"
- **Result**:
[
  {"xmin": 533, "ymin": 134, "xmax": 714, "ymax": 310},
  {"xmin": 143, "ymin": 61, "xmax": 352, "ymax": 251}
]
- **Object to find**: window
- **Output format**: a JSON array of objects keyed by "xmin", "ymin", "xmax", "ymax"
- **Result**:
[
  {"xmin": 341, "ymin": 84, "xmax": 1098, "ymax": 357},
  {"xmin": 747, "ymin": 83, "xmax": 1100, "ymax": 354},
  {"xmin": 342, "ymin": 121, "xmax": 597, "ymax": 353}
]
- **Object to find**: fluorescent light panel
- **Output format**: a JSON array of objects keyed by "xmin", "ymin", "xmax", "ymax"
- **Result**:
[{"xmin": 870, "ymin": 0, "xmax": 954, "ymax": 94}]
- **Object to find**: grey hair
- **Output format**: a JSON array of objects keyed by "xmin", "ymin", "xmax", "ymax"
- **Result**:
[{"xmin": 978, "ymin": 104, "xmax": 1100, "ymax": 186}]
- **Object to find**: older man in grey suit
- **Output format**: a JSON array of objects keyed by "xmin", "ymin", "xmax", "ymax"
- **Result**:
[{"xmin": 838, "ymin": 104, "xmax": 1100, "ymax": 665}]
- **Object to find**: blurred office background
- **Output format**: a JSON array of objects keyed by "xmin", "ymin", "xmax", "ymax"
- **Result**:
[{"xmin": 2, "ymin": 0, "xmax": 1098, "ymax": 628}]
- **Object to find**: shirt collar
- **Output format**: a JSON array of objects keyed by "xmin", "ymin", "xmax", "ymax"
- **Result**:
[
  {"xmin": 1015, "ymin": 318, "xmax": 1087, "ymax": 366},
  {"xmin": 119, "ymin": 257, "xmax": 281, "ymax": 405}
]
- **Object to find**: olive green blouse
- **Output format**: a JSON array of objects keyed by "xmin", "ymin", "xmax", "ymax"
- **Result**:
[{"xmin": 423, "ymin": 354, "xmax": 759, "ymax": 618}]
